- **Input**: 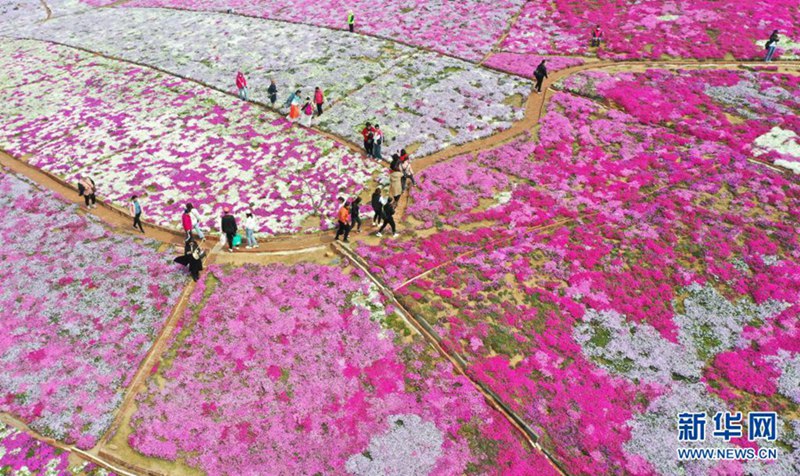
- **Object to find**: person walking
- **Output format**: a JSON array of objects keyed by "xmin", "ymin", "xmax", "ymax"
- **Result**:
[
  {"xmin": 302, "ymin": 97, "xmax": 314, "ymax": 127},
  {"xmin": 268, "ymin": 79, "xmax": 278, "ymax": 107},
  {"xmin": 187, "ymin": 203, "xmax": 205, "ymax": 241},
  {"xmin": 335, "ymin": 197, "xmax": 351, "ymax": 242},
  {"xmin": 287, "ymin": 91, "xmax": 301, "ymax": 123},
  {"xmin": 350, "ymin": 196, "xmax": 363, "ymax": 233},
  {"xmin": 591, "ymin": 25, "xmax": 603, "ymax": 47},
  {"xmin": 347, "ymin": 11, "xmax": 355, "ymax": 33},
  {"xmin": 284, "ymin": 89, "xmax": 300, "ymax": 109},
  {"xmin": 401, "ymin": 157, "xmax": 415, "ymax": 192},
  {"xmin": 129, "ymin": 195, "xmax": 144, "ymax": 233},
  {"xmin": 371, "ymin": 187, "xmax": 384, "ymax": 226},
  {"xmin": 244, "ymin": 210, "xmax": 259, "ymax": 248},
  {"xmin": 765, "ymin": 30, "xmax": 779, "ymax": 62},
  {"xmin": 79, "ymin": 176, "xmax": 97, "ymax": 209},
  {"xmin": 533, "ymin": 60, "xmax": 548, "ymax": 94},
  {"xmin": 361, "ymin": 122, "xmax": 374, "ymax": 157},
  {"xmin": 372, "ymin": 124, "xmax": 384, "ymax": 160},
  {"xmin": 376, "ymin": 197, "xmax": 397, "ymax": 237},
  {"xmin": 389, "ymin": 154, "xmax": 403, "ymax": 202},
  {"xmin": 181, "ymin": 206, "xmax": 193, "ymax": 241},
  {"xmin": 221, "ymin": 208, "xmax": 238, "ymax": 252},
  {"xmin": 236, "ymin": 71, "xmax": 248, "ymax": 100},
  {"xmin": 314, "ymin": 87, "xmax": 325, "ymax": 116}
]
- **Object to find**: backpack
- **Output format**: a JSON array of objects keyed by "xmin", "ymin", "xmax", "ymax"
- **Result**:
[{"xmin": 77, "ymin": 182, "xmax": 85, "ymax": 196}]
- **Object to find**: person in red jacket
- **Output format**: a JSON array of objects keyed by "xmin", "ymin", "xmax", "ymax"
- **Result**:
[
  {"xmin": 181, "ymin": 205, "xmax": 193, "ymax": 240},
  {"xmin": 236, "ymin": 71, "xmax": 248, "ymax": 100},
  {"xmin": 335, "ymin": 197, "xmax": 351, "ymax": 242},
  {"xmin": 591, "ymin": 25, "xmax": 603, "ymax": 47},
  {"xmin": 361, "ymin": 122, "xmax": 375, "ymax": 157},
  {"xmin": 314, "ymin": 87, "xmax": 325, "ymax": 116}
]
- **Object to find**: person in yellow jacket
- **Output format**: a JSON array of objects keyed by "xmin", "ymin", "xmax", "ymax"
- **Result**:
[
  {"xmin": 335, "ymin": 197, "xmax": 351, "ymax": 242},
  {"xmin": 347, "ymin": 12, "xmax": 355, "ymax": 33}
]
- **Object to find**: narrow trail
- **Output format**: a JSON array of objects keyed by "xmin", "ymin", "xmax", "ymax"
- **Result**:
[
  {"xmin": 477, "ymin": 0, "xmax": 528, "ymax": 65},
  {"xmin": 38, "ymin": 0, "xmax": 52, "ymax": 21}
]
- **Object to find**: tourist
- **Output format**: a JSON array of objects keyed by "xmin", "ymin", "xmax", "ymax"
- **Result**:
[
  {"xmin": 181, "ymin": 206, "xmax": 193, "ymax": 241},
  {"xmin": 335, "ymin": 197, "xmax": 351, "ymax": 242},
  {"xmin": 591, "ymin": 25, "xmax": 603, "ymax": 47},
  {"xmin": 401, "ymin": 157, "xmax": 415, "ymax": 191},
  {"xmin": 371, "ymin": 187, "xmax": 384, "ymax": 226},
  {"xmin": 187, "ymin": 203, "xmax": 205, "ymax": 241},
  {"xmin": 376, "ymin": 197, "xmax": 397, "ymax": 237},
  {"xmin": 533, "ymin": 60, "xmax": 548, "ymax": 94},
  {"xmin": 314, "ymin": 86, "xmax": 325, "ymax": 116},
  {"xmin": 267, "ymin": 79, "xmax": 278, "ymax": 107},
  {"xmin": 372, "ymin": 124, "xmax": 384, "ymax": 161},
  {"xmin": 221, "ymin": 208, "xmax": 238, "ymax": 252},
  {"xmin": 287, "ymin": 92, "xmax": 301, "ymax": 123},
  {"xmin": 765, "ymin": 30, "xmax": 779, "ymax": 62},
  {"xmin": 361, "ymin": 122, "xmax": 374, "ymax": 157},
  {"xmin": 244, "ymin": 210, "xmax": 259, "ymax": 249},
  {"xmin": 399, "ymin": 148, "xmax": 410, "ymax": 163},
  {"xmin": 174, "ymin": 238, "xmax": 205, "ymax": 282},
  {"xmin": 347, "ymin": 11, "xmax": 355, "ymax": 33},
  {"xmin": 302, "ymin": 97, "xmax": 314, "ymax": 127},
  {"xmin": 284, "ymin": 89, "xmax": 300, "ymax": 109},
  {"xmin": 129, "ymin": 195, "xmax": 144, "ymax": 233},
  {"xmin": 236, "ymin": 71, "xmax": 248, "ymax": 100},
  {"xmin": 79, "ymin": 176, "xmax": 96, "ymax": 209},
  {"xmin": 389, "ymin": 154, "xmax": 403, "ymax": 202},
  {"xmin": 350, "ymin": 196, "xmax": 363, "ymax": 233}
]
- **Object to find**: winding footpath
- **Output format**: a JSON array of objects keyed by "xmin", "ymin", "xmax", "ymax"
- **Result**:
[{"xmin": 2, "ymin": 2, "xmax": 800, "ymax": 474}]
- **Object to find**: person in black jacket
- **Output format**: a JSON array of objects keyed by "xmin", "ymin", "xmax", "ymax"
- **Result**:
[
  {"xmin": 173, "ymin": 239, "xmax": 205, "ymax": 282},
  {"xmin": 371, "ymin": 187, "xmax": 384, "ymax": 226},
  {"xmin": 268, "ymin": 79, "xmax": 278, "ymax": 106},
  {"xmin": 765, "ymin": 30, "xmax": 779, "ymax": 62},
  {"xmin": 533, "ymin": 60, "xmax": 548, "ymax": 94},
  {"xmin": 221, "ymin": 208, "xmax": 238, "ymax": 252},
  {"xmin": 350, "ymin": 196, "xmax": 363, "ymax": 233},
  {"xmin": 376, "ymin": 197, "xmax": 397, "ymax": 237}
]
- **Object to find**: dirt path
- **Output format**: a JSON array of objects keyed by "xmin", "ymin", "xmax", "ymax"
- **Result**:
[{"xmin": 38, "ymin": 0, "xmax": 52, "ymax": 20}]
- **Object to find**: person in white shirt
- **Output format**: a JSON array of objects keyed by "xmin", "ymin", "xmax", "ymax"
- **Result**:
[
  {"xmin": 186, "ymin": 203, "xmax": 205, "ymax": 241},
  {"xmin": 244, "ymin": 210, "xmax": 258, "ymax": 249}
]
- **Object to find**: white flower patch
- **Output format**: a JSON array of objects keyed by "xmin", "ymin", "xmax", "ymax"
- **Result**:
[
  {"xmin": 753, "ymin": 126, "xmax": 800, "ymax": 173},
  {"xmin": 346, "ymin": 414, "xmax": 444, "ymax": 476}
]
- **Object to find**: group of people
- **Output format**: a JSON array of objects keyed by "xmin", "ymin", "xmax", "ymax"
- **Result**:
[
  {"xmin": 361, "ymin": 122, "xmax": 385, "ymax": 160},
  {"xmin": 234, "ymin": 73, "xmax": 327, "ymax": 128},
  {"xmin": 219, "ymin": 208, "xmax": 260, "ymax": 252},
  {"xmin": 334, "ymin": 148, "xmax": 415, "ymax": 243}
]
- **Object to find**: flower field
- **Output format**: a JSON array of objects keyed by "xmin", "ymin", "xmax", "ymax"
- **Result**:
[
  {"xmin": 0, "ymin": 170, "xmax": 185, "ymax": 448},
  {"xmin": 0, "ymin": 39, "xmax": 375, "ymax": 235},
  {"xmin": 126, "ymin": 263, "xmax": 556, "ymax": 475},
  {"xmin": 17, "ymin": 7, "xmax": 531, "ymax": 156},
  {"xmin": 2, "ymin": 0, "xmax": 800, "ymax": 474},
  {"xmin": 502, "ymin": 0, "xmax": 800, "ymax": 61},
  {"xmin": 0, "ymin": 421, "xmax": 115, "ymax": 475},
  {"xmin": 355, "ymin": 67, "xmax": 800, "ymax": 474},
  {"xmin": 100, "ymin": 0, "xmax": 525, "ymax": 62}
]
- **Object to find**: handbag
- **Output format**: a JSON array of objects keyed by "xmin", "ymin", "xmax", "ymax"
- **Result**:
[{"xmin": 232, "ymin": 234, "xmax": 242, "ymax": 247}]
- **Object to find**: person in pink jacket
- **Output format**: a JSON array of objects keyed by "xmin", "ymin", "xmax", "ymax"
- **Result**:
[
  {"xmin": 181, "ymin": 205, "xmax": 193, "ymax": 240},
  {"xmin": 314, "ymin": 87, "xmax": 325, "ymax": 116},
  {"xmin": 236, "ymin": 71, "xmax": 248, "ymax": 100}
]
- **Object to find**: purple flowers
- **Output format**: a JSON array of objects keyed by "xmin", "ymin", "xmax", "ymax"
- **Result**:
[{"xmin": 0, "ymin": 172, "xmax": 185, "ymax": 448}]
